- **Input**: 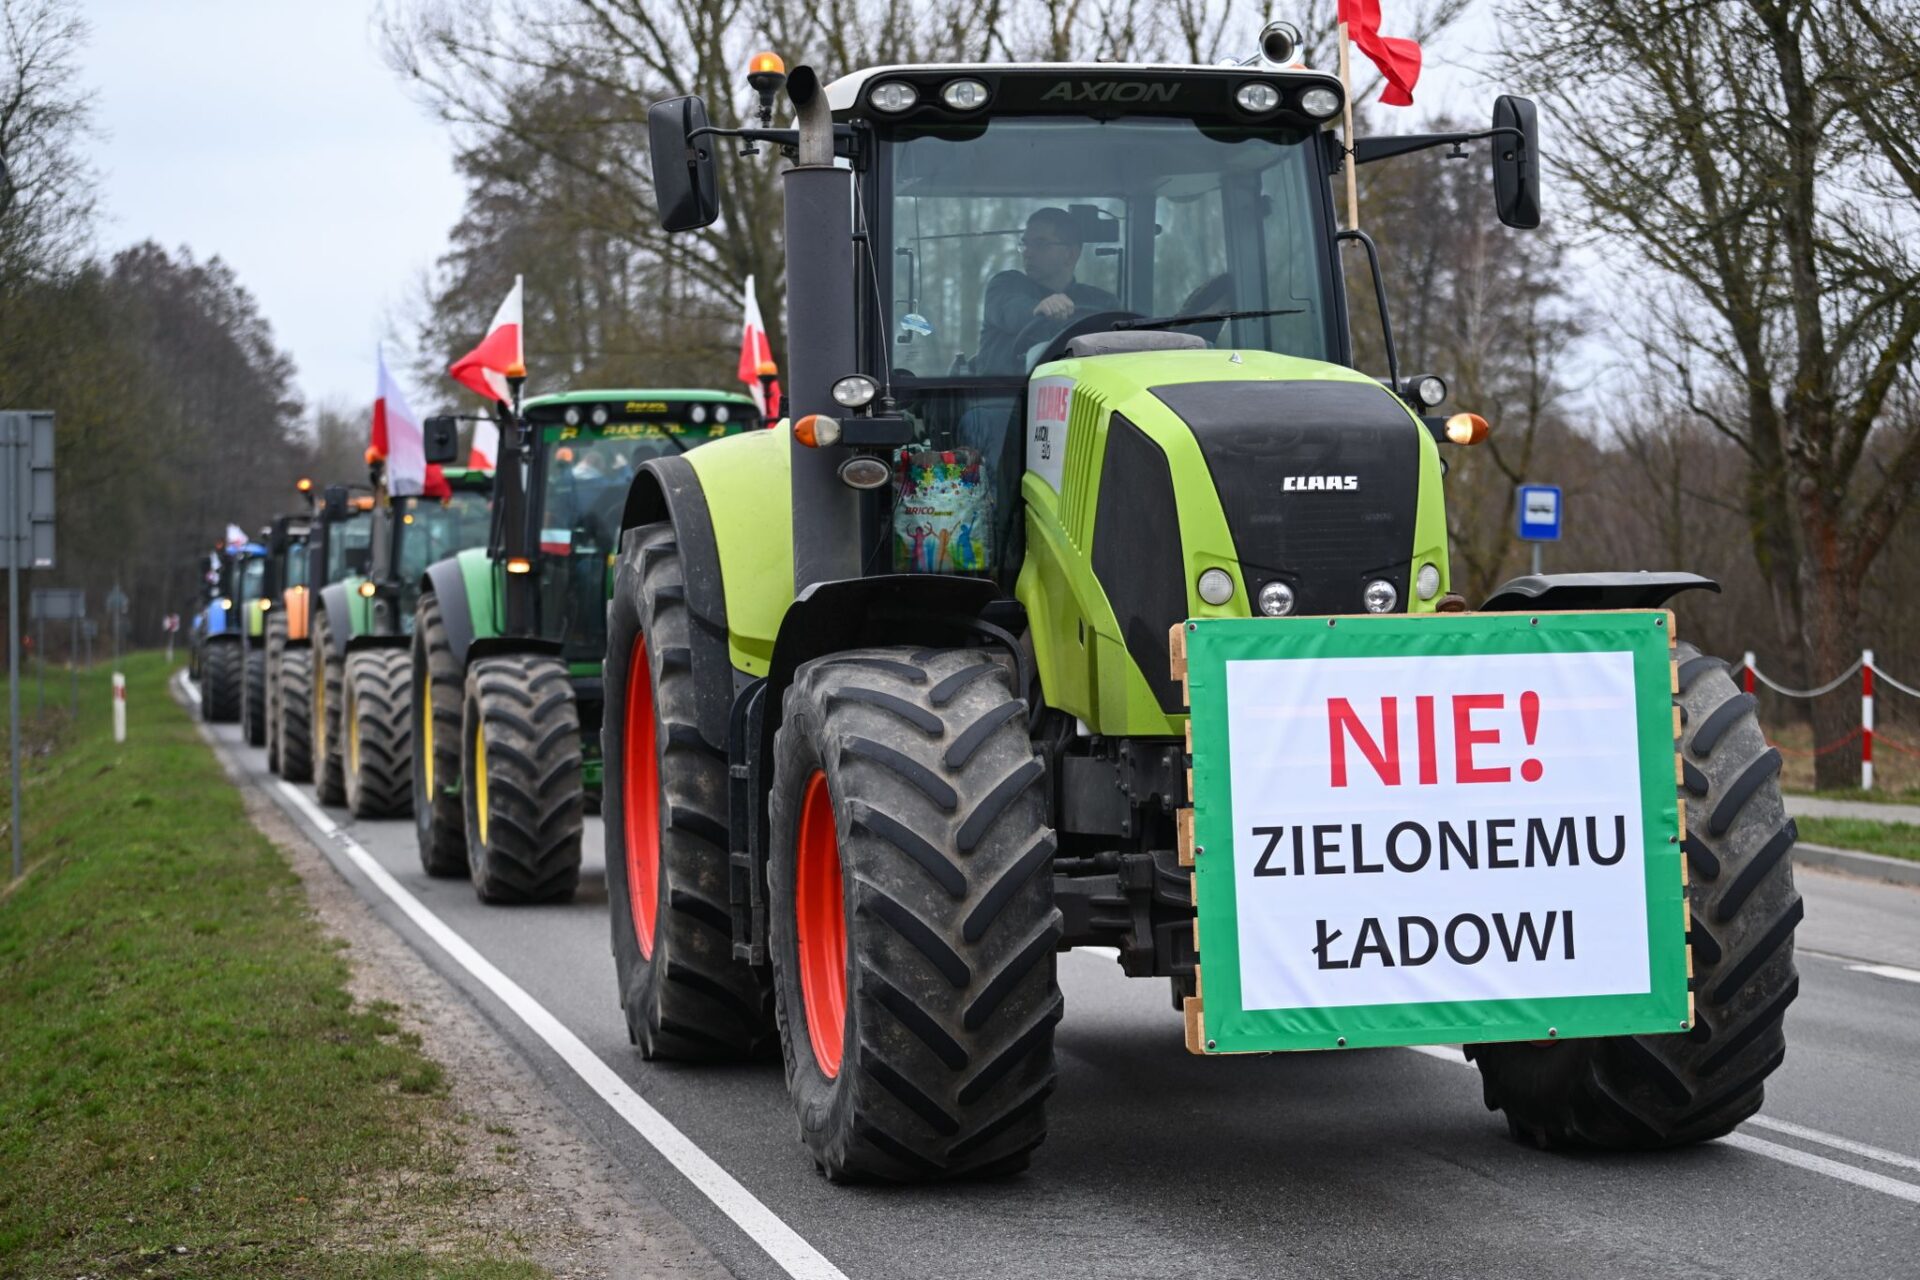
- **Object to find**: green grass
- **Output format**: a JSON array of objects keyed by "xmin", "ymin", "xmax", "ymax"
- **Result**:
[
  {"xmin": 1794, "ymin": 816, "xmax": 1920, "ymax": 862},
  {"xmin": 1784, "ymin": 785, "xmax": 1920, "ymax": 805},
  {"xmin": 0, "ymin": 653, "xmax": 545, "ymax": 1278}
]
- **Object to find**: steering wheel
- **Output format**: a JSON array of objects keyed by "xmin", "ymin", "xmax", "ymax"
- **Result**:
[{"xmin": 1008, "ymin": 305, "xmax": 1147, "ymax": 371}]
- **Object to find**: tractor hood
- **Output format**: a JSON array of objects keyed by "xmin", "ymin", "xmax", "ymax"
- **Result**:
[{"xmin": 1016, "ymin": 347, "xmax": 1450, "ymax": 734}]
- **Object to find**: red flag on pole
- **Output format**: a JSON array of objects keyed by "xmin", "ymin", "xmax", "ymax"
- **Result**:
[
  {"xmin": 737, "ymin": 275, "xmax": 781, "ymax": 421},
  {"xmin": 449, "ymin": 276, "xmax": 524, "ymax": 403},
  {"xmin": 1338, "ymin": 0, "xmax": 1422, "ymax": 106}
]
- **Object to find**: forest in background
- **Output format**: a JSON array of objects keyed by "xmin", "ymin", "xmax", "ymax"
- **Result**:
[{"xmin": 3, "ymin": 0, "xmax": 1917, "ymax": 785}]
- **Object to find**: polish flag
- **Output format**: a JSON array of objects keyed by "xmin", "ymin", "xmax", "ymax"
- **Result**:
[
  {"xmin": 1338, "ymin": 0, "xmax": 1422, "ymax": 106},
  {"xmin": 468, "ymin": 417, "xmax": 500, "ymax": 470},
  {"xmin": 449, "ymin": 275, "xmax": 524, "ymax": 403},
  {"xmin": 373, "ymin": 347, "xmax": 427, "ymax": 496},
  {"xmin": 737, "ymin": 276, "xmax": 780, "ymax": 421}
]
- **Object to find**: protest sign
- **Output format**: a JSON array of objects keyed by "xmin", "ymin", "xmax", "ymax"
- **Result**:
[{"xmin": 1177, "ymin": 611, "xmax": 1689, "ymax": 1054}]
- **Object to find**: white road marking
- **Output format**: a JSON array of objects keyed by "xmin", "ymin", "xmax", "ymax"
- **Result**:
[
  {"xmin": 267, "ymin": 779, "xmax": 848, "ymax": 1280},
  {"xmin": 1720, "ymin": 1134, "xmax": 1920, "ymax": 1205},
  {"xmin": 1403, "ymin": 1043, "xmax": 1920, "ymax": 1203},
  {"xmin": 1847, "ymin": 962, "xmax": 1920, "ymax": 986},
  {"xmin": 1745, "ymin": 1115, "xmax": 1920, "ymax": 1176},
  {"xmin": 179, "ymin": 672, "xmax": 201, "ymax": 705}
]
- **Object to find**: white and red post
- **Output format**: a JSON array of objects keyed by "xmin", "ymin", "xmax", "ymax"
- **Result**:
[
  {"xmin": 1862, "ymin": 648, "xmax": 1875, "ymax": 791},
  {"xmin": 112, "ymin": 671, "xmax": 126, "ymax": 744}
]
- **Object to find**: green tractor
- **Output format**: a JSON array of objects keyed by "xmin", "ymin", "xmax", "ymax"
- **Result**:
[
  {"xmin": 412, "ymin": 389, "xmax": 762, "ymax": 900},
  {"xmin": 262, "ymin": 499, "xmax": 314, "ymax": 779},
  {"xmin": 312, "ymin": 456, "xmax": 494, "ymax": 819},
  {"xmin": 279, "ymin": 485, "xmax": 373, "ymax": 794},
  {"xmin": 607, "ymin": 43, "xmax": 1801, "ymax": 1181}
]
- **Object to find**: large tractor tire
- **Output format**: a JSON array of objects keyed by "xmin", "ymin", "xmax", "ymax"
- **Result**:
[
  {"xmin": 461, "ymin": 655, "xmax": 584, "ymax": 903},
  {"xmin": 604, "ymin": 522, "xmax": 773, "ymax": 1060},
  {"xmin": 1468, "ymin": 640, "xmax": 1801, "ymax": 1149},
  {"xmin": 312, "ymin": 612, "xmax": 347, "ymax": 806},
  {"xmin": 265, "ymin": 612, "xmax": 287, "ymax": 772},
  {"xmin": 243, "ymin": 645, "xmax": 268, "ymax": 746},
  {"xmin": 769, "ymin": 647, "xmax": 1062, "ymax": 1182},
  {"xmin": 201, "ymin": 638, "xmax": 243, "ymax": 723},
  {"xmin": 343, "ymin": 649, "xmax": 412, "ymax": 819},
  {"xmin": 277, "ymin": 648, "xmax": 315, "ymax": 784},
  {"xmin": 412, "ymin": 593, "xmax": 466, "ymax": 875}
]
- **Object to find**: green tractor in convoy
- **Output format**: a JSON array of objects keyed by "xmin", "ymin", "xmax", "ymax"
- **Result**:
[
  {"xmin": 310, "ymin": 454, "xmax": 494, "ymax": 818},
  {"xmin": 262, "ymin": 497, "xmax": 313, "ymax": 778},
  {"xmin": 608, "ymin": 35, "xmax": 1801, "ymax": 1181},
  {"xmin": 275, "ymin": 485, "xmax": 373, "ymax": 787},
  {"xmin": 411, "ymin": 389, "xmax": 762, "ymax": 900}
]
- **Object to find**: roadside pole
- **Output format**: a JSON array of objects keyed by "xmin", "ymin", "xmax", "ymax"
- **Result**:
[
  {"xmin": 1, "ymin": 410, "xmax": 56, "ymax": 881},
  {"xmin": 1517, "ymin": 483, "xmax": 1562, "ymax": 578},
  {"xmin": 112, "ymin": 672, "xmax": 126, "ymax": 743},
  {"xmin": 7, "ymin": 430, "xmax": 20, "ymax": 880}
]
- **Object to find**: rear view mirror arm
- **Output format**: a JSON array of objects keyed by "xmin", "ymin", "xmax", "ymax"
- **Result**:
[
  {"xmin": 1335, "ymin": 229, "xmax": 1399, "ymax": 392},
  {"xmin": 1354, "ymin": 125, "xmax": 1526, "ymax": 166}
]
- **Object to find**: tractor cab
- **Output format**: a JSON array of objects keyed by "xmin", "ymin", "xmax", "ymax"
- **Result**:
[
  {"xmin": 519, "ymin": 391, "xmax": 762, "ymax": 668},
  {"xmin": 362, "ymin": 467, "xmax": 494, "ymax": 637},
  {"xmin": 307, "ymin": 487, "xmax": 375, "ymax": 589}
]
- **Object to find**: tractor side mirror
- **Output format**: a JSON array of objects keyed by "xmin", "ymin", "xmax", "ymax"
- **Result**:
[
  {"xmin": 1492, "ymin": 95, "xmax": 1541, "ymax": 229},
  {"xmin": 423, "ymin": 415, "xmax": 461, "ymax": 466},
  {"xmin": 322, "ymin": 484, "xmax": 350, "ymax": 522},
  {"xmin": 649, "ymin": 95, "xmax": 720, "ymax": 232}
]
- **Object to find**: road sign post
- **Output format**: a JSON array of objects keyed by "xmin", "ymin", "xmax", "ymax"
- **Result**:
[
  {"xmin": 1516, "ymin": 483, "xmax": 1562, "ymax": 576},
  {"xmin": 1, "ymin": 410, "xmax": 55, "ymax": 881}
]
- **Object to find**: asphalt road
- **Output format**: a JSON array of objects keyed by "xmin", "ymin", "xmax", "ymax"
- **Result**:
[{"xmin": 190, "ymin": 686, "xmax": 1920, "ymax": 1280}]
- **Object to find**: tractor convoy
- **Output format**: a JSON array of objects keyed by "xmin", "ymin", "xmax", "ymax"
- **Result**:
[{"xmin": 185, "ymin": 28, "xmax": 1800, "ymax": 1189}]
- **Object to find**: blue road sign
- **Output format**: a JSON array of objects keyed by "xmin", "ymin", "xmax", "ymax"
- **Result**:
[{"xmin": 1517, "ymin": 484, "xmax": 1562, "ymax": 542}]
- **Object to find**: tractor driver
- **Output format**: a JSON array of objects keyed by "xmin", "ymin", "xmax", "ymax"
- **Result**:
[{"xmin": 974, "ymin": 207, "xmax": 1120, "ymax": 374}]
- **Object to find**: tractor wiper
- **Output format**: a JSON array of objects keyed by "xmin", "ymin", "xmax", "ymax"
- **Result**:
[{"xmin": 1113, "ymin": 306, "xmax": 1306, "ymax": 332}]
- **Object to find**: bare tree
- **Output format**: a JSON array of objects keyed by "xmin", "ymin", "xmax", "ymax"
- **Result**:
[
  {"xmin": 1499, "ymin": 0, "xmax": 1920, "ymax": 786},
  {"xmin": 0, "ymin": 0, "xmax": 94, "ymax": 289}
]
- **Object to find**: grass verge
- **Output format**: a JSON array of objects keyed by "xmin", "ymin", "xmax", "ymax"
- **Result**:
[
  {"xmin": 1794, "ymin": 816, "xmax": 1920, "ymax": 863},
  {"xmin": 0, "ymin": 652, "xmax": 544, "ymax": 1279}
]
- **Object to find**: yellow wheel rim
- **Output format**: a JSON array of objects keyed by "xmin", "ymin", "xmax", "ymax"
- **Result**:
[
  {"xmin": 348, "ymin": 690, "xmax": 361, "ymax": 776},
  {"xmin": 473, "ymin": 718, "xmax": 489, "ymax": 845},
  {"xmin": 421, "ymin": 678, "xmax": 434, "ymax": 793},
  {"xmin": 314, "ymin": 663, "xmax": 327, "ymax": 763}
]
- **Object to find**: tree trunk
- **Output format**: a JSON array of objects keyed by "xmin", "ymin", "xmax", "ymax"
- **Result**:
[{"xmin": 1800, "ymin": 546, "xmax": 1865, "ymax": 791}]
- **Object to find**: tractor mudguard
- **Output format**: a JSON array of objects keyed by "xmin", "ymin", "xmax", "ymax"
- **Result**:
[
  {"xmin": 622, "ymin": 454, "xmax": 735, "ymax": 751},
  {"xmin": 318, "ymin": 582, "xmax": 358, "ymax": 661},
  {"xmin": 679, "ymin": 428, "xmax": 794, "ymax": 677},
  {"xmin": 1479, "ymin": 571, "xmax": 1719, "ymax": 613},
  {"xmin": 421, "ymin": 548, "xmax": 505, "ymax": 670}
]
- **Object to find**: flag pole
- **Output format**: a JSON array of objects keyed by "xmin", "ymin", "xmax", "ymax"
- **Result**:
[{"xmin": 1338, "ymin": 21, "xmax": 1360, "ymax": 232}]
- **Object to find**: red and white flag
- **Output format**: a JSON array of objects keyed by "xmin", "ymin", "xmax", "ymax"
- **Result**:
[
  {"xmin": 468, "ymin": 418, "xmax": 499, "ymax": 470},
  {"xmin": 449, "ymin": 275, "xmax": 524, "ymax": 404},
  {"xmin": 1338, "ymin": 0, "xmax": 1422, "ymax": 106},
  {"xmin": 737, "ymin": 276, "xmax": 780, "ymax": 421},
  {"xmin": 373, "ymin": 346, "xmax": 427, "ymax": 496}
]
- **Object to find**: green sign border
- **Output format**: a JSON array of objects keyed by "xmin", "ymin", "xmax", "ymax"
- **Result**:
[{"xmin": 1184, "ymin": 611, "xmax": 1689, "ymax": 1055}]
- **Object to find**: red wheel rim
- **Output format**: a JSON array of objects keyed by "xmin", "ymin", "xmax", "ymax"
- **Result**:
[
  {"xmin": 623, "ymin": 635, "xmax": 661, "ymax": 958},
  {"xmin": 796, "ymin": 770, "xmax": 847, "ymax": 1078}
]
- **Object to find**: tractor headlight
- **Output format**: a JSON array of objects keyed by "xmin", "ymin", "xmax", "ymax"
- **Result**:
[
  {"xmin": 1299, "ymin": 87, "xmax": 1341, "ymax": 119},
  {"xmin": 357, "ymin": 580, "xmax": 377, "ymax": 598},
  {"xmin": 838, "ymin": 456, "xmax": 892, "ymax": 489},
  {"xmin": 1416, "ymin": 564, "xmax": 1442, "ymax": 601},
  {"xmin": 831, "ymin": 374, "xmax": 879, "ymax": 408},
  {"xmin": 869, "ymin": 81, "xmax": 918, "ymax": 113},
  {"xmin": 1196, "ymin": 568, "xmax": 1235, "ymax": 606},
  {"xmin": 1236, "ymin": 82, "xmax": 1281, "ymax": 113},
  {"xmin": 591, "ymin": 405, "xmax": 609, "ymax": 426},
  {"xmin": 563, "ymin": 407, "xmax": 581, "ymax": 426},
  {"xmin": 1363, "ymin": 579, "xmax": 1399, "ymax": 613},
  {"xmin": 218, "ymin": 597, "xmax": 232, "ymax": 610},
  {"xmin": 1257, "ymin": 581, "xmax": 1295, "ymax": 617},
  {"xmin": 1414, "ymin": 375, "xmax": 1447, "ymax": 407},
  {"xmin": 941, "ymin": 78, "xmax": 989, "ymax": 110}
]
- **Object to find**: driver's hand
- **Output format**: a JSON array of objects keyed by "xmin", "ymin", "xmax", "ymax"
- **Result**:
[{"xmin": 1032, "ymin": 292, "xmax": 1075, "ymax": 321}]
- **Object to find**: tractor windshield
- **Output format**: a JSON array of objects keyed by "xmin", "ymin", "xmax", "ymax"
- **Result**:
[
  {"xmin": 883, "ymin": 115, "xmax": 1334, "ymax": 379},
  {"xmin": 239, "ymin": 558, "xmax": 265, "ymax": 603},
  {"xmin": 325, "ymin": 513, "xmax": 371, "ymax": 585},
  {"xmin": 526, "ymin": 400, "xmax": 761, "ymax": 664},
  {"xmin": 397, "ymin": 491, "xmax": 492, "ymax": 585}
]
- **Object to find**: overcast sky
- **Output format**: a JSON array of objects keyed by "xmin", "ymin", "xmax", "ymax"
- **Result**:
[
  {"xmin": 72, "ymin": 2, "xmax": 1502, "ymax": 421},
  {"xmin": 80, "ymin": 0, "xmax": 464, "ymax": 416}
]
